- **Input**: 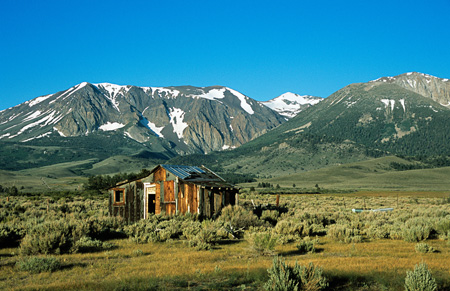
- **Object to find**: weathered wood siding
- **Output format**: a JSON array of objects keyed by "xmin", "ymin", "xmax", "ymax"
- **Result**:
[
  {"xmin": 164, "ymin": 180, "xmax": 176, "ymax": 215},
  {"xmin": 155, "ymin": 183, "xmax": 161, "ymax": 215},
  {"xmin": 110, "ymin": 165, "xmax": 238, "ymax": 221}
]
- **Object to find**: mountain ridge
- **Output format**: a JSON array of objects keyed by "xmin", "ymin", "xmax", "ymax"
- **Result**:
[{"xmin": 0, "ymin": 82, "xmax": 286, "ymax": 155}]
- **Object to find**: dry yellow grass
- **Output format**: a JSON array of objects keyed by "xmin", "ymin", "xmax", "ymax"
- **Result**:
[
  {"xmin": 1, "ymin": 237, "xmax": 449, "ymax": 290},
  {"xmin": 1, "ymin": 192, "xmax": 449, "ymax": 290}
]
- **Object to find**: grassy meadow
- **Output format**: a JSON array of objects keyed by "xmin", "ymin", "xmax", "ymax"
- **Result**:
[
  {"xmin": 1, "ymin": 191, "xmax": 449, "ymax": 290},
  {"xmin": 262, "ymin": 156, "xmax": 450, "ymax": 191}
]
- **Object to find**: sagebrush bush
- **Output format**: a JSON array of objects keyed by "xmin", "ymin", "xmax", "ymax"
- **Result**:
[
  {"xmin": 404, "ymin": 262, "xmax": 437, "ymax": 291},
  {"xmin": 414, "ymin": 243, "xmax": 435, "ymax": 254},
  {"xmin": 265, "ymin": 257, "xmax": 328, "ymax": 291},
  {"xmin": 293, "ymin": 262, "xmax": 328, "ymax": 291},
  {"xmin": 402, "ymin": 218, "xmax": 432, "ymax": 242},
  {"xmin": 16, "ymin": 256, "xmax": 61, "ymax": 273},
  {"xmin": 132, "ymin": 249, "xmax": 144, "ymax": 257},
  {"xmin": 327, "ymin": 224, "xmax": 362, "ymax": 243},
  {"xmin": 264, "ymin": 256, "xmax": 298, "ymax": 290},
  {"xmin": 273, "ymin": 219, "xmax": 307, "ymax": 244},
  {"xmin": 296, "ymin": 237, "xmax": 318, "ymax": 254},
  {"xmin": 185, "ymin": 220, "xmax": 218, "ymax": 250},
  {"xmin": 20, "ymin": 219, "xmax": 86, "ymax": 255},
  {"xmin": 246, "ymin": 230, "xmax": 278, "ymax": 256},
  {"xmin": 402, "ymin": 225, "xmax": 432, "ymax": 242},
  {"xmin": 72, "ymin": 236, "xmax": 114, "ymax": 253},
  {"xmin": 218, "ymin": 205, "xmax": 262, "ymax": 233}
]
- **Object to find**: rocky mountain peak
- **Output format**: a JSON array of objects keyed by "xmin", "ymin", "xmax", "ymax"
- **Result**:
[
  {"xmin": 0, "ymin": 82, "xmax": 285, "ymax": 155},
  {"xmin": 370, "ymin": 72, "xmax": 450, "ymax": 106},
  {"xmin": 262, "ymin": 92, "xmax": 323, "ymax": 118}
]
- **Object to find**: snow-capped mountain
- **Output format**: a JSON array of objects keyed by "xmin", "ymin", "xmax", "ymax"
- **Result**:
[
  {"xmin": 0, "ymin": 83, "xmax": 285, "ymax": 154},
  {"xmin": 370, "ymin": 72, "xmax": 450, "ymax": 107},
  {"xmin": 262, "ymin": 92, "xmax": 323, "ymax": 118}
]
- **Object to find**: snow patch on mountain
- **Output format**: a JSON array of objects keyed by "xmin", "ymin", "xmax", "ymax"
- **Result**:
[
  {"xmin": 222, "ymin": 144, "xmax": 236, "ymax": 150},
  {"xmin": 23, "ymin": 111, "xmax": 43, "ymax": 122},
  {"xmin": 0, "ymin": 133, "xmax": 11, "ymax": 140},
  {"xmin": 9, "ymin": 111, "xmax": 59, "ymax": 139},
  {"xmin": 99, "ymin": 122, "xmax": 125, "ymax": 131},
  {"xmin": 53, "ymin": 127, "xmax": 66, "ymax": 137},
  {"xmin": 227, "ymin": 88, "xmax": 254, "ymax": 115},
  {"xmin": 95, "ymin": 83, "xmax": 126, "ymax": 111},
  {"xmin": 150, "ymin": 87, "xmax": 181, "ymax": 98},
  {"xmin": 400, "ymin": 99, "xmax": 406, "ymax": 111},
  {"xmin": 27, "ymin": 94, "xmax": 53, "ymax": 107},
  {"xmin": 198, "ymin": 88, "xmax": 226, "ymax": 100},
  {"xmin": 140, "ymin": 117, "xmax": 165, "ymax": 138},
  {"xmin": 63, "ymin": 82, "xmax": 89, "ymax": 100},
  {"xmin": 22, "ymin": 131, "xmax": 52, "ymax": 142},
  {"xmin": 169, "ymin": 108, "xmax": 188, "ymax": 139},
  {"xmin": 263, "ymin": 92, "xmax": 322, "ymax": 118},
  {"xmin": 381, "ymin": 99, "xmax": 395, "ymax": 111}
]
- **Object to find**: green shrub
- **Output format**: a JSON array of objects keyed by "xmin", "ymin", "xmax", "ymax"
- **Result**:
[
  {"xmin": 402, "ymin": 225, "xmax": 432, "ymax": 242},
  {"xmin": 296, "ymin": 237, "xmax": 318, "ymax": 254},
  {"xmin": 265, "ymin": 257, "xmax": 328, "ymax": 291},
  {"xmin": 327, "ymin": 224, "xmax": 362, "ymax": 243},
  {"xmin": 20, "ymin": 219, "xmax": 87, "ymax": 255},
  {"xmin": 402, "ymin": 218, "xmax": 432, "ymax": 242},
  {"xmin": 16, "ymin": 256, "xmax": 61, "ymax": 273},
  {"xmin": 125, "ymin": 216, "xmax": 184, "ymax": 243},
  {"xmin": 247, "ymin": 231, "xmax": 278, "ymax": 256},
  {"xmin": 273, "ymin": 219, "xmax": 307, "ymax": 244},
  {"xmin": 132, "ymin": 249, "xmax": 144, "ymax": 257},
  {"xmin": 72, "ymin": 236, "xmax": 115, "ymax": 253},
  {"xmin": 125, "ymin": 219, "xmax": 159, "ymax": 244},
  {"xmin": 218, "ymin": 205, "xmax": 262, "ymax": 234},
  {"xmin": 404, "ymin": 262, "xmax": 437, "ymax": 291},
  {"xmin": 414, "ymin": 243, "xmax": 436, "ymax": 254},
  {"xmin": 186, "ymin": 221, "xmax": 218, "ymax": 250},
  {"xmin": 264, "ymin": 256, "xmax": 298, "ymax": 290},
  {"xmin": 293, "ymin": 262, "xmax": 328, "ymax": 291}
]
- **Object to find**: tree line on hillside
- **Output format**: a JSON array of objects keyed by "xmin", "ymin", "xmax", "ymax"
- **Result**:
[
  {"xmin": 391, "ymin": 155, "xmax": 450, "ymax": 171},
  {"xmin": 84, "ymin": 169, "xmax": 151, "ymax": 191},
  {"xmin": 0, "ymin": 185, "xmax": 19, "ymax": 195}
]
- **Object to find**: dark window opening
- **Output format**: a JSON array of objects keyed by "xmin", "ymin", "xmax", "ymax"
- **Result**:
[{"xmin": 114, "ymin": 190, "xmax": 124, "ymax": 204}]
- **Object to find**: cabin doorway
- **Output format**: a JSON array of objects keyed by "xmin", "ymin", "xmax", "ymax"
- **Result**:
[
  {"xmin": 148, "ymin": 194, "xmax": 156, "ymax": 213},
  {"xmin": 144, "ymin": 183, "xmax": 157, "ymax": 219}
]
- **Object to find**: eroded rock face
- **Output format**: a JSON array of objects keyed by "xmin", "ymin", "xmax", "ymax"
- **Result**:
[
  {"xmin": 0, "ymin": 82, "xmax": 285, "ymax": 154},
  {"xmin": 372, "ymin": 72, "xmax": 450, "ymax": 107}
]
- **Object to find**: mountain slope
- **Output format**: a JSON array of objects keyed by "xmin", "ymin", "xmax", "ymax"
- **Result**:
[
  {"xmin": 283, "ymin": 77, "xmax": 450, "ymax": 156},
  {"xmin": 0, "ymin": 83, "xmax": 285, "ymax": 156},
  {"xmin": 262, "ymin": 92, "xmax": 323, "ymax": 118},
  {"xmin": 371, "ymin": 72, "xmax": 450, "ymax": 106},
  {"xmin": 171, "ymin": 72, "xmax": 450, "ymax": 176}
]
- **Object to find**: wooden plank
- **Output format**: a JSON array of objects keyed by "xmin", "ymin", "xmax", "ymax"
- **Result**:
[
  {"xmin": 174, "ymin": 178, "xmax": 179, "ymax": 214},
  {"xmin": 154, "ymin": 167, "xmax": 166, "ymax": 182},
  {"xmin": 193, "ymin": 185, "xmax": 198, "ymax": 215},
  {"xmin": 156, "ymin": 183, "xmax": 161, "ymax": 215},
  {"xmin": 164, "ymin": 181, "xmax": 175, "ymax": 215},
  {"xmin": 214, "ymin": 192, "xmax": 222, "ymax": 215}
]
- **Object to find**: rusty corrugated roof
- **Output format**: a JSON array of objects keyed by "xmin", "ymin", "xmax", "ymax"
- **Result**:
[{"xmin": 161, "ymin": 164, "xmax": 206, "ymax": 180}]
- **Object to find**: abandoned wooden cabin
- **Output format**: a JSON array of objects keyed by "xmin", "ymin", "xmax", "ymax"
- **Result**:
[{"xmin": 109, "ymin": 164, "xmax": 239, "ymax": 223}]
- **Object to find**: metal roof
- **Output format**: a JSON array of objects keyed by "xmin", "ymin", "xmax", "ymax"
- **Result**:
[{"xmin": 161, "ymin": 164, "xmax": 206, "ymax": 180}]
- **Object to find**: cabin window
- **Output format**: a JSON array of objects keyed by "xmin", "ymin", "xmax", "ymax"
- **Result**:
[{"xmin": 114, "ymin": 189, "xmax": 125, "ymax": 204}]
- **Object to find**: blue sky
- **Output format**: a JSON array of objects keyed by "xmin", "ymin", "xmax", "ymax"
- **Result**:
[{"xmin": 1, "ymin": 0, "xmax": 449, "ymax": 110}]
